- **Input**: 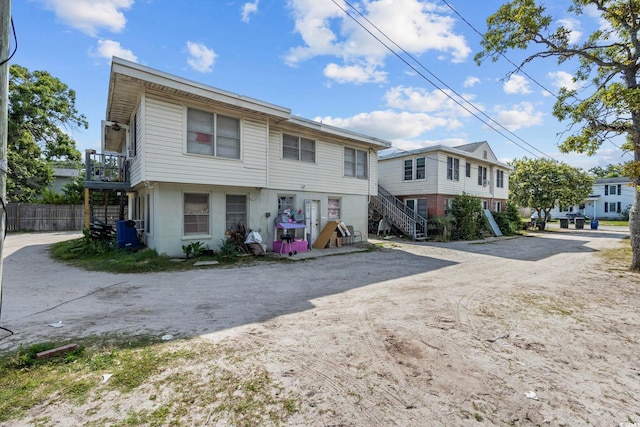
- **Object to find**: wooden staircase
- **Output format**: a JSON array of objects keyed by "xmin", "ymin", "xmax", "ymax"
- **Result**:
[{"xmin": 369, "ymin": 185, "xmax": 428, "ymax": 241}]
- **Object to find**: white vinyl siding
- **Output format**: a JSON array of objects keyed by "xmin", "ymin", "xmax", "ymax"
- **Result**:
[
  {"xmin": 269, "ymin": 128, "xmax": 376, "ymax": 195},
  {"xmin": 142, "ymin": 96, "xmax": 267, "ymax": 187}
]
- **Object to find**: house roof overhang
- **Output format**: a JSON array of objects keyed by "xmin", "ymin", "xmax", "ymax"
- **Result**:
[
  {"xmin": 104, "ymin": 57, "xmax": 393, "ymax": 153},
  {"xmin": 105, "ymin": 57, "xmax": 292, "ymax": 152}
]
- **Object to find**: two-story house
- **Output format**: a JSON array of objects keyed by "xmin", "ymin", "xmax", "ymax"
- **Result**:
[
  {"xmin": 85, "ymin": 57, "xmax": 391, "ymax": 256},
  {"xmin": 373, "ymin": 142, "xmax": 511, "ymax": 237},
  {"xmin": 550, "ymin": 177, "xmax": 634, "ymax": 220}
]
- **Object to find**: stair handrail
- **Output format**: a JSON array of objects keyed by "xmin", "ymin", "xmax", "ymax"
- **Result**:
[{"xmin": 372, "ymin": 185, "xmax": 428, "ymax": 239}]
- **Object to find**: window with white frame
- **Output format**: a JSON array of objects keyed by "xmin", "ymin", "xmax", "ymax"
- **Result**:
[
  {"xmin": 496, "ymin": 170, "xmax": 504, "ymax": 188},
  {"xmin": 494, "ymin": 201, "xmax": 502, "ymax": 212},
  {"xmin": 478, "ymin": 166, "xmax": 487, "ymax": 185},
  {"xmin": 445, "ymin": 198, "xmax": 453, "ymax": 212},
  {"xmin": 465, "ymin": 162, "xmax": 471, "ymax": 178},
  {"xmin": 447, "ymin": 157, "xmax": 459, "ymax": 181},
  {"xmin": 283, "ymin": 134, "xmax": 315, "ymax": 162},
  {"xmin": 328, "ymin": 198, "xmax": 341, "ymax": 219},
  {"xmin": 403, "ymin": 157, "xmax": 425, "ymax": 180},
  {"xmin": 406, "ymin": 198, "xmax": 428, "ymax": 217},
  {"xmin": 344, "ymin": 148, "xmax": 368, "ymax": 178},
  {"xmin": 226, "ymin": 195, "xmax": 247, "ymax": 232},
  {"xmin": 184, "ymin": 193, "xmax": 209, "ymax": 235},
  {"xmin": 187, "ymin": 107, "xmax": 240, "ymax": 159},
  {"xmin": 605, "ymin": 202, "xmax": 621, "ymax": 213},
  {"xmin": 403, "ymin": 159, "xmax": 413, "ymax": 181}
]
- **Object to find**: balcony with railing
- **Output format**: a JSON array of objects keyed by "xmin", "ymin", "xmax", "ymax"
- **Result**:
[{"xmin": 84, "ymin": 150, "xmax": 131, "ymax": 190}]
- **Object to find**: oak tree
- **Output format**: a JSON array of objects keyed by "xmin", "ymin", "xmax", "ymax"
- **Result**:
[
  {"xmin": 476, "ymin": 0, "xmax": 640, "ymax": 269},
  {"xmin": 510, "ymin": 158, "xmax": 594, "ymax": 229},
  {"xmin": 8, "ymin": 65, "xmax": 87, "ymax": 202}
]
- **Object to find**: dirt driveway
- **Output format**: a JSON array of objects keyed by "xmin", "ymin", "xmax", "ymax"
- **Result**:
[{"xmin": 1, "ymin": 227, "xmax": 638, "ymax": 425}]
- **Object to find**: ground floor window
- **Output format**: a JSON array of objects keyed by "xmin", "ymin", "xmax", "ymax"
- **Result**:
[
  {"xmin": 405, "ymin": 198, "xmax": 427, "ymax": 217},
  {"xmin": 493, "ymin": 201, "xmax": 502, "ymax": 212},
  {"xmin": 278, "ymin": 195, "xmax": 295, "ymax": 214},
  {"xmin": 226, "ymin": 195, "xmax": 247, "ymax": 233},
  {"xmin": 184, "ymin": 193, "xmax": 209, "ymax": 235},
  {"xmin": 328, "ymin": 198, "xmax": 341, "ymax": 219}
]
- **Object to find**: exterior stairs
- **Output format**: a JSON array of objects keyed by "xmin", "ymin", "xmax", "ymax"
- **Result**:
[{"xmin": 369, "ymin": 185, "xmax": 429, "ymax": 241}]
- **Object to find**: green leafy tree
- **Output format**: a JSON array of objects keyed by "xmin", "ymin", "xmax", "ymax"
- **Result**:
[
  {"xmin": 447, "ymin": 193, "xmax": 486, "ymax": 240},
  {"xmin": 589, "ymin": 164, "xmax": 625, "ymax": 178},
  {"xmin": 510, "ymin": 158, "xmax": 594, "ymax": 229},
  {"xmin": 8, "ymin": 65, "xmax": 87, "ymax": 202},
  {"xmin": 475, "ymin": 0, "xmax": 640, "ymax": 268}
]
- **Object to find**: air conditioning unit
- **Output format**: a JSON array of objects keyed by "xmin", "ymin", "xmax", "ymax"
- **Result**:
[{"xmin": 483, "ymin": 179, "xmax": 490, "ymax": 186}]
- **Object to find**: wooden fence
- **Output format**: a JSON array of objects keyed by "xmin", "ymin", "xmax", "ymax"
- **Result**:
[{"xmin": 6, "ymin": 204, "xmax": 124, "ymax": 232}]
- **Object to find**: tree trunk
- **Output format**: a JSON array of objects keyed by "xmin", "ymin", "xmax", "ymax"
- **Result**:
[{"xmin": 630, "ymin": 188, "xmax": 640, "ymax": 271}]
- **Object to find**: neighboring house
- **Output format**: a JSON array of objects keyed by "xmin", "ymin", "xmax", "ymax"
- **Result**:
[
  {"xmin": 376, "ymin": 141, "xmax": 511, "ymax": 219},
  {"xmin": 50, "ymin": 167, "xmax": 81, "ymax": 194},
  {"xmin": 84, "ymin": 57, "xmax": 391, "ymax": 256},
  {"xmin": 550, "ymin": 177, "xmax": 634, "ymax": 220}
]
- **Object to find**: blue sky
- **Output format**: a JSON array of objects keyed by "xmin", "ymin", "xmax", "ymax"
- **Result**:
[{"xmin": 11, "ymin": 0, "xmax": 631, "ymax": 170}]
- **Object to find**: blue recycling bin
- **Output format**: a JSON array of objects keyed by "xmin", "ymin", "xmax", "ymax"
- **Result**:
[
  {"xmin": 590, "ymin": 219, "xmax": 599, "ymax": 230},
  {"xmin": 116, "ymin": 220, "xmax": 139, "ymax": 249}
]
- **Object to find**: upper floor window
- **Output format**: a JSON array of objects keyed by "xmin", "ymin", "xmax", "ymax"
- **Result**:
[
  {"xmin": 478, "ymin": 166, "xmax": 487, "ymax": 186},
  {"xmin": 465, "ymin": 162, "xmax": 471, "ymax": 178},
  {"xmin": 605, "ymin": 184, "xmax": 621, "ymax": 196},
  {"xmin": 447, "ymin": 157, "xmax": 459, "ymax": 181},
  {"xmin": 344, "ymin": 148, "xmax": 368, "ymax": 179},
  {"xmin": 187, "ymin": 107, "xmax": 240, "ymax": 159},
  {"xmin": 283, "ymin": 134, "xmax": 315, "ymax": 162},
  {"xmin": 403, "ymin": 157, "xmax": 426, "ymax": 181},
  {"xmin": 496, "ymin": 170, "xmax": 504, "ymax": 188}
]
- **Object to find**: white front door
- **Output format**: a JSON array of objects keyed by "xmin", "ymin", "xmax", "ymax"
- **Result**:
[{"xmin": 305, "ymin": 199, "xmax": 320, "ymax": 244}]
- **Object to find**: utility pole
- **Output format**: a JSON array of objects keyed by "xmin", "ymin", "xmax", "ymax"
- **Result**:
[{"xmin": 0, "ymin": 0, "xmax": 11, "ymax": 320}]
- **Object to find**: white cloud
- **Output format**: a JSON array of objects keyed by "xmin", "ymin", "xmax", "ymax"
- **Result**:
[
  {"xmin": 241, "ymin": 0, "xmax": 260, "ymax": 23},
  {"xmin": 92, "ymin": 39, "xmax": 137, "ymax": 62},
  {"xmin": 323, "ymin": 63, "xmax": 387, "ymax": 84},
  {"xmin": 491, "ymin": 102, "xmax": 544, "ymax": 131},
  {"xmin": 503, "ymin": 74, "xmax": 532, "ymax": 95},
  {"xmin": 38, "ymin": 0, "xmax": 133, "ymax": 36},
  {"xmin": 186, "ymin": 41, "xmax": 217, "ymax": 73},
  {"xmin": 384, "ymin": 86, "xmax": 477, "ymax": 118},
  {"xmin": 557, "ymin": 18, "xmax": 582, "ymax": 44},
  {"xmin": 285, "ymin": 0, "xmax": 470, "ymax": 81},
  {"xmin": 463, "ymin": 76, "xmax": 480, "ymax": 88},
  {"xmin": 548, "ymin": 71, "xmax": 581, "ymax": 92},
  {"xmin": 316, "ymin": 110, "xmax": 460, "ymax": 141}
]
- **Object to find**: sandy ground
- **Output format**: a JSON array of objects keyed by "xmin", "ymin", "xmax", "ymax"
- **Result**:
[{"xmin": 1, "ymin": 227, "xmax": 639, "ymax": 426}]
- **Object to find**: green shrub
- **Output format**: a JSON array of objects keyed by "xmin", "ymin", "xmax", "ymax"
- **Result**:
[
  {"xmin": 218, "ymin": 238, "xmax": 239, "ymax": 262},
  {"xmin": 447, "ymin": 193, "xmax": 486, "ymax": 240}
]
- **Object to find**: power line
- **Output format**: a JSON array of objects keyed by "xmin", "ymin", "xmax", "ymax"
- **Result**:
[
  {"xmin": 440, "ymin": 0, "xmax": 631, "ymax": 158},
  {"xmin": 332, "ymin": 0, "xmax": 555, "ymax": 161}
]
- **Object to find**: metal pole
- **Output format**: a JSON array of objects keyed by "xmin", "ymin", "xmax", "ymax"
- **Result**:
[{"xmin": 0, "ymin": 0, "xmax": 12, "ymax": 322}]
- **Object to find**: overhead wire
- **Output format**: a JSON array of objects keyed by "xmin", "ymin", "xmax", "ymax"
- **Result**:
[
  {"xmin": 332, "ymin": 0, "xmax": 555, "ymax": 161},
  {"xmin": 440, "ymin": 0, "xmax": 630, "ymax": 157},
  {"xmin": 0, "ymin": 17, "xmax": 17, "ymax": 66}
]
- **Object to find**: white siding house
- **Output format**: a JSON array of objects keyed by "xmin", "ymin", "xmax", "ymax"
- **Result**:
[
  {"xmin": 377, "ymin": 142, "xmax": 512, "ymax": 217},
  {"xmin": 89, "ymin": 57, "xmax": 390, "ymax": 256},
  {"xmin": 550, "ymin": 177, "xmax": 634, "ymax": 220}
]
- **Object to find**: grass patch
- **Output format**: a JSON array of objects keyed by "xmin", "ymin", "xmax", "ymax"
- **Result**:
[
  {"xmin": 596, "ymin": 237, "xmax": 632, "ymax": 269},
  {"xmin": 513, "ymin": 293, "xmax": 583, "ymax": 317},
  {"xmin": 49, "ymin": 237, "xmax": 282, "ymax": 273},
  {"xmin": 0, "ymin": 335, "xmax": 298, "ymax": 425}
]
